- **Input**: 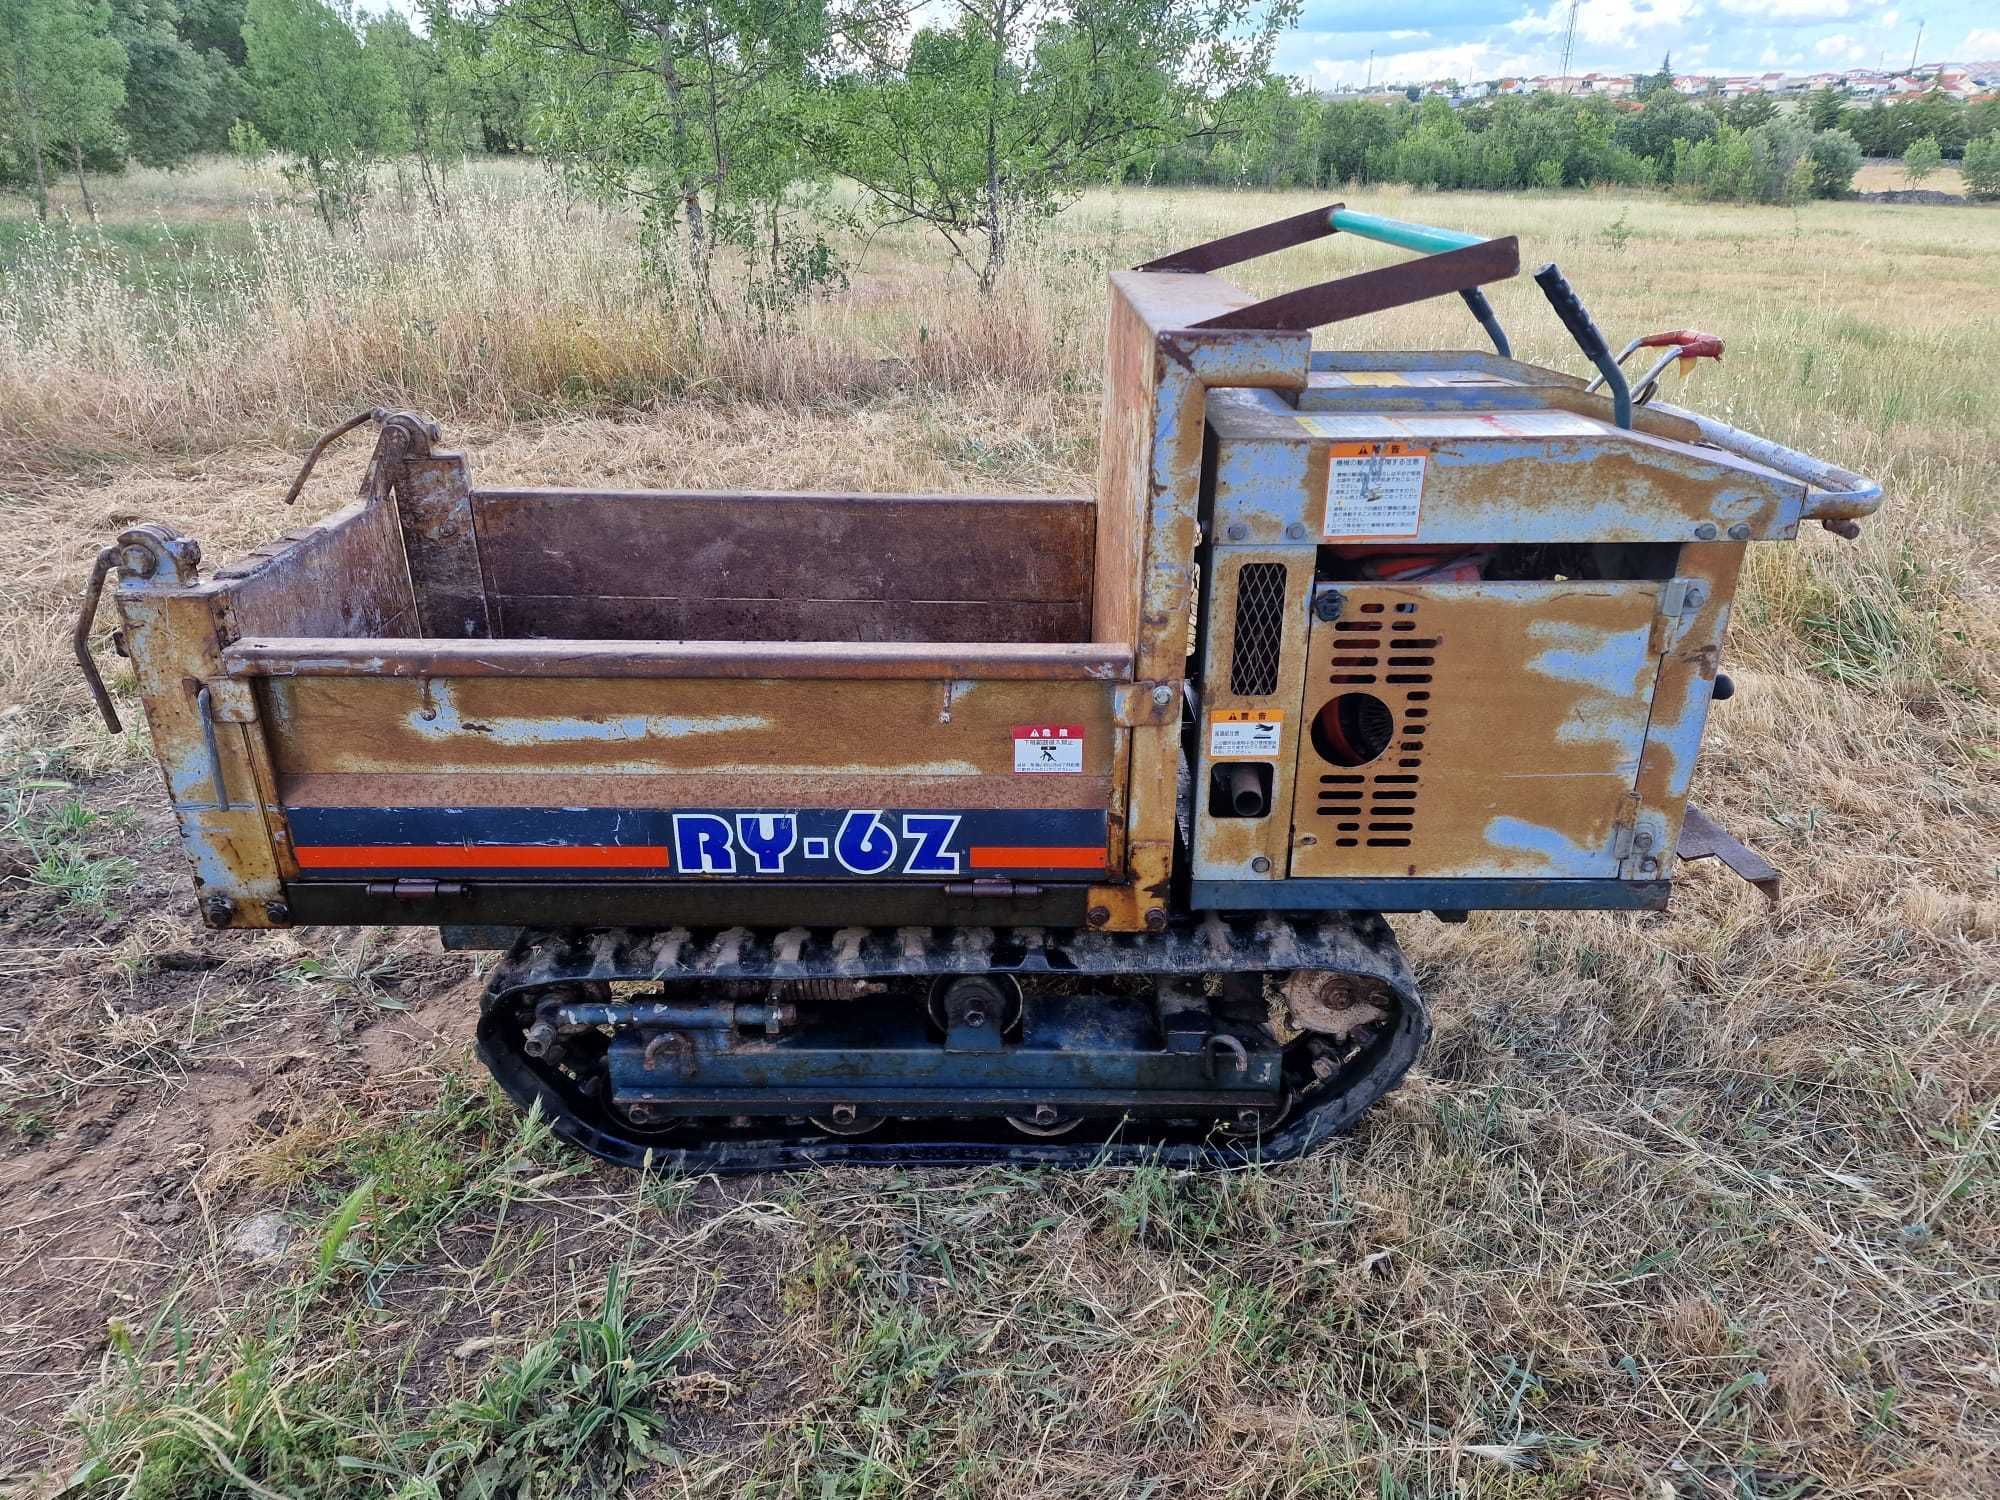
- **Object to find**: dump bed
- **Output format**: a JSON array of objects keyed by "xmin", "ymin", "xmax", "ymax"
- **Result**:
[{"xmin": 88, "ymin": 416, "xmax": 1164, "ymax": 932}]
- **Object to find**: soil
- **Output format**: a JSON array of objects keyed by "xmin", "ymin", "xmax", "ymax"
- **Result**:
[{"xmin": 0, "ymin": 776, "xmax": 483, "ymax": 1467}]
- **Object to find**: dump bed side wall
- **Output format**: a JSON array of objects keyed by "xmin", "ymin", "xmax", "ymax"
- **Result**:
[{"xmin": 469, "ymin": 491, "xmax": 1095, "ymax": 644}]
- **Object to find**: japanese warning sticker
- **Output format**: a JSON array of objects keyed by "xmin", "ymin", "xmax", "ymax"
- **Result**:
[
  {"xmin": 1013, "ymin": 724, "xmax": 1084, "ymax": 774},
  {"xmin": 1209, "ymin": 708, "xmax": 1284, "ymax": 759},
  {"xmin": 1323, "ymin": 440, "xmax": 1427, "ymax": 539}
]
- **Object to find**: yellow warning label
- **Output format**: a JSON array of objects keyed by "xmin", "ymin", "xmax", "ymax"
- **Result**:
[{"xmin": 1209, "ymin": 708, "xmax": 1284, "ymax": 759}]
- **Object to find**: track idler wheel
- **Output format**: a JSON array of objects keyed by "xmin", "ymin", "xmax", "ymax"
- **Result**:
[{"xmin": 811, "ymin": 1105, "xmax": 886, "ymax": 1136}]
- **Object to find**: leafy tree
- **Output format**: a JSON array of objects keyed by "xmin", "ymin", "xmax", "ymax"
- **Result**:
[
  {"xmin": 112, "ymin": 0, "xmax": 243, "ymax": 168},
  {"xmin": 244, "ymin": 0, "xmax": 407, "ymax": 231},
  {"xmin": 181, "ymin": 0, "xmax": 247, "ymax": 62},
  {"xmin": 367, "ymin": 10, "xmax": 472, "ymax": 209},
  {"xmin": 820, "ymin": 0, "xmax": 1296, "ymax": 289},
  {"xmin": 1613, "ymin": 89, "xmax": 1716, "ymax": 165},
  {"xmin": 1902, "ymin": 133, "xmax": 1941, "ymax": 184},
  {"xmin": 432, "ymin": 2, "xmax": 527, "ymax": 155},
  {"xmin": 1805, "ymin": 128, "xmax": 1862, "ymax": 198},
  {"xmin": 495, "ymin": 0, "xmax": 839, "ymax": 297},
  {"xmin": 1317, "ymin": 97, "xmax": 1404, "ymax": 186},
  {"xmin": 1724, "ymin": 93, "xmax": 1774, "ymax": 130},
  {"xmin": 1639, "ymin": 52, "xmax": 1673, "ymax": 98},
  {"xmin": 1963, "ymin": 132, "xmax": 2000, "ymax": 199},
  {"xmin": 0, "ymin": 0, "xmax": 127, "ymax": 222}
]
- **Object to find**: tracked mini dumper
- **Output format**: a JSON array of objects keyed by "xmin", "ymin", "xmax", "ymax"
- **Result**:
[{"xmin": 77, "ymin": 207, "xmax": 1882, "ymax": 1171}]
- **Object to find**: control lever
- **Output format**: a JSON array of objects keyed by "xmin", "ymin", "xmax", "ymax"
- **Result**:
[{"xmin": 1533, "ymin": 263, "xmax": 1631, "ymax": 430}]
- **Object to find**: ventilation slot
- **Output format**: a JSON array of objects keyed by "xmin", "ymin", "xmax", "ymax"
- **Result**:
[
  {"xmin": 1311, "ymin": 597, "xmax": 1431, "ymax": 854},
  {"xmin": 1228, "ymin": 563, "xmax": 1287, "ymax": 696}
]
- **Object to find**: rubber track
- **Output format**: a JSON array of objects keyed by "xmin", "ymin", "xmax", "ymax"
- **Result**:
[{"xmin": 474, "ymin": 913, "xmax": 1428, "ymax": 1173}]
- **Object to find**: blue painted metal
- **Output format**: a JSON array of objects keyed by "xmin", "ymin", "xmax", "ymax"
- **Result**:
[
  {"xmin": 604, "ymin": 992, "xmax": 1284, "ymax": 1116},
  {"xmin": 1330, "ymin": 208, "xmax": 1486, "ymax": 255}
]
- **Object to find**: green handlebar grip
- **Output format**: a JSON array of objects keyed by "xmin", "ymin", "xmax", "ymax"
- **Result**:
[{"xmin": 1328, "ymin": 208, "xmax": 1486, "ymax": 256}]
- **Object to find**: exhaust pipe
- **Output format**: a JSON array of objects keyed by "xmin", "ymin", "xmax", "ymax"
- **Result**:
[{"xmin": 1215, "ymin": 763, "xmax": 1271, "ymax": 819}]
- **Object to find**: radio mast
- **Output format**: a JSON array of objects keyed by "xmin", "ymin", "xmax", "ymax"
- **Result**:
[{"xmin": 1558, "ymin": 0, "xmax": 1582, "ymax": 90}]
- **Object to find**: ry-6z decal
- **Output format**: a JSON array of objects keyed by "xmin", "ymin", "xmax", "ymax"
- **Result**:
[{"xmin": 285, "ymin": 807, "xmax": 1109, "ymax": 880}]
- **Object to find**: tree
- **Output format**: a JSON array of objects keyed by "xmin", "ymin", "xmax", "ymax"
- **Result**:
[
  {"xmin": 1806, "ymin": 128, "xmax": 1862, "ymax": 198},
  {"xmin": 244, "ymin": 0, "xmax": 406, "ymax": 231},
  {"xmin": 819, "ymin": 0, "xmax": 1297, "ymax": 290},
  {"xmin": 112, "ymin": 0, "xmax": 242, "ymax": 169},
  {"xmin": 1, "ymin": 0, "xmax": 128, "ymax": 222},
  {"xmin": 432, "ymin": 2, "xmax": 527, "ymax": 155},
  {"xmin": 367, "ymin": 10, "xmax": 472, "ymax": 209},
  {"xmin": 1639, "ymin": 52, "xmax": 1673, "ymax": 98},
  {"xmin": 1805, "ymin": 84, "xmax": 1841, "ymax": 131},
  {"xmin": 1724, "ymin": 92, "xmax": 1774, "ymax": 130},
  {"xmin": 1964, "ymin": 131, "xmax": 2000, "ymax": 200},
  {"xmin": 1902, "ymin": 133, "xmax": 1941, "ymax": 185},
  {"xmin": 496, "ymin": 0, "xmax": 838, "ymax": 297}
]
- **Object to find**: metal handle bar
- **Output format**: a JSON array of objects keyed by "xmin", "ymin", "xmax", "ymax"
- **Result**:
[
  {"xmin": 74, "ymin": 545, "xmax": 123, "ymax": 734},
  {"xmin": 1326, "ymin": 208, "xmax": 1486, "ymax": 256},
  {"xmin": 1649, "ymin": 400, "xmax": 1883, "ymax": 528},
  {"xmin": 1587, "ymin": 330, "xmax": 1724, "ymax": 404}
]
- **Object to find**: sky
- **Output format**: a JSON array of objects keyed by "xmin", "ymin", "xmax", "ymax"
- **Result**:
[
  {"xmin": 1274, "ymin": 2, "xmax": 2000, "ymax": 87},
  {"xmin": 375, "ymin": 2, "xmax": 1998, "ymax": 88}
]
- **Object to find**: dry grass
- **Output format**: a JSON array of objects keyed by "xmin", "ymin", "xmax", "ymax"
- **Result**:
[{"xmin": 0, "ymin": 160, "xmax": 1995, "ymax": 1498}]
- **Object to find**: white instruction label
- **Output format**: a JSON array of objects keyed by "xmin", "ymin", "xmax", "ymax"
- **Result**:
[
  {"xmin": 1209, "ymin": 709, "xmax": 1284, "ymax": 759},
  {"xmin": 1323, "ymin": 440, "xmax": 1427, "ymax": 539},
  {"xmin": 1013, "ymin": 724, "xmax": 1084, "ymax": 774}
]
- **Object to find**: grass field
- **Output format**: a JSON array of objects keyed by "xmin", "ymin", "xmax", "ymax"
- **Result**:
[{"xmin": 1, "ymin": 160, "xmax": 1995, "ymax": 1498}]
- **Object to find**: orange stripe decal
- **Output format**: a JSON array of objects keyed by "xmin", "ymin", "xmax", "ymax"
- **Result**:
[
  {"xmin": 295, "ymin": 845, "xmax": 670, "ymax": 870},
  {"xmin": 968, "ymin": 845, "xmax": 1106, "ymax": 870}
]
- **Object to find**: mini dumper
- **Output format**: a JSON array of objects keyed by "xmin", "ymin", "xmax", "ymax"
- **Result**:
[{"xmin": 76, "ymin": 206, "xmax": 1882, "ymax": 1170}]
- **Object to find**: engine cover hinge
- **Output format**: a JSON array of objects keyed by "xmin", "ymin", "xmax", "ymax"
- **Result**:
[
  {"xmin": 941, "ymin": 878, "xmax": 1046, "ymax": 899},
  {"xmin": 364, "ymin": 878, "xmax": 467, "ymax": 900}
]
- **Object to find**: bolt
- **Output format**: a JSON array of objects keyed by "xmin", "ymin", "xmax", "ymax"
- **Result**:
[
  {"xmin": 1226, "ymin": 522, "xmax": 1248, "ymax": 540},
  {"xmin": 1314, "ymin": 590, "xmax": 1344, "ymax": 622},
  {"xmin": 523, "ymin": 1020, "xmax": 558, "ymax": 1059},
  {"xmin": 1031, "ymin": 1104, "xmax": 1059, "ymax": 1126},
  {"xmin": 1144, "ymin": 907, "xmax": 1169, "ymax": 932},
  {"xmin": 1639, "ymin": 857, "xmax": 1659, "ymax": 874},
  {"xmin": 1684, "ymin": 583, "xmax": 1708, "ymax": 611},
  {"xmin": 1632, "ymin": 831, "xmax": 1654, "ymax": 852},
  {"xmin": 626, "ymin": 1102, "xmax": 657, "ymax": 1125},
  {"xmin": 1727, "ymin": 522, "xmax": 1752, "ymax": 541},
  {"xmin": 1234, "ymin": 1108, "xmax": 1263, "ymax": 1133},
  {"xmin": 830, "ymin": 1103, "xmax": 858, "ymax": 1126},
  {"xmin": 1285, "ymin": 522, "xmax": 1306, "ymax": 540},
  {"xmin": 1086, "ymin": 904, "xmax": 1111, "ymax": 928},
  {"xmin": 962, "ymin": 1009, "xmax": 987, "ymax": 1029},
  {"xmin": 1251, "ymin": 855, "xmax": 1272, "ymax": 873},
  {"xmin": 264, "ymin": 900, "xmax": 290, "ymax": 924},
  {"xmin": 202, "ymin": 895, "xmax": 235, "ymax": 926},
  {"xmin": 1694, "ymin": 523, "xmax": 1719, "ymax": 541},
  {"xmin": 1151, "ymin": 682, "xmax": 1174, "ymax": 706}
]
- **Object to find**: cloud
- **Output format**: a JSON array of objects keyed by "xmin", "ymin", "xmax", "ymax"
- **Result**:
[
  {"xmin": 1712, "ymin": 0, "xmax": 1855, "ymax": 19},
  {"xmin": 1964, "ymin": 28, "xmax": 2000, "ymax": 55},
  {"xmin": 1813, "ymin": 33, "xmax": 1868, "ymax": 64},
  {"xmin": 1309, "ymin": 39, "xmax": 1546, "ymax": 87},
  {"xmin": 1512, "ymin": 0, "xmax": 1702, "ymax": 48}
]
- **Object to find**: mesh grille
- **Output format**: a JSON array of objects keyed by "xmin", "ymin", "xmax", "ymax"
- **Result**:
[{"xmin": 1228, "ymin": 563, "xmax": 1287, "ymax": 695}]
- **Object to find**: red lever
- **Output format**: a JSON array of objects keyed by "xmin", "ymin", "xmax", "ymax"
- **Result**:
[{"xmin": 1636, "ymin": 329, "xmax": 1724, "ymax": 361}]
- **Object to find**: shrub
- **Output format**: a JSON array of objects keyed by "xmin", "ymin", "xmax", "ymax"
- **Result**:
[
  {"xmin": 1903, "ymin": 134, "xmax": 1942, "ymax": 184},
  {"xmin": 1807, "ymin": 129, "xmax": 1863, "ymax": 197},
  {"xmin": 1962, "ymin": 131, "xmax": 2000, "ymax": 199}
]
